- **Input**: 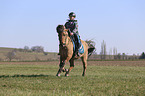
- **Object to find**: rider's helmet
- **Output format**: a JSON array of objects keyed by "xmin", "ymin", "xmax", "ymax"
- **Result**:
[{"xmin": 69, "ymin": 12, "xmax": 76, "ymax": 18}]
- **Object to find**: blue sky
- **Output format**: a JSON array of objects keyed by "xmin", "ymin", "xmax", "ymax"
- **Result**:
[{"xmin": 0, "ymin": 0, "xmax": 145, "ymax": 55}]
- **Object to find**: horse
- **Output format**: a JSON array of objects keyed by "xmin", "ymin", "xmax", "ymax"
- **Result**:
[{"xmin": 56, "ymin": 25, "xmax": 95, "ymax": 76}]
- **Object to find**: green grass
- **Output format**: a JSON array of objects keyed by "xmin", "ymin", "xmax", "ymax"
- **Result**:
[{"xmin": 0, "ymin": 62, "xmax": 145, "ymax": 96}]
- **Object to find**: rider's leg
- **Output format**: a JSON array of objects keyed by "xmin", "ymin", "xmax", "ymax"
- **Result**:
[{"xmin": 74, "ymin": 34, "xmax": 81, "ymax": 56}]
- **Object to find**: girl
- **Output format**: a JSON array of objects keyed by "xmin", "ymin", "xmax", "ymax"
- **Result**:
[{"xmin": 65, "ymin": 12, "xmax": 81, "ymax": 56}]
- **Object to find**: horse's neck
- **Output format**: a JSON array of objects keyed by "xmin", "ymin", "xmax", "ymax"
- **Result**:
[{"xmin": 66, "ymin": 36, "xmax": 73, "ymax": 46}]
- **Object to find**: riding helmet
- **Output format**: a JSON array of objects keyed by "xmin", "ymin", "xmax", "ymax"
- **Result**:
[{"xmin": 69, "ymin": 12, "xmax": 76, "ymax": 18}]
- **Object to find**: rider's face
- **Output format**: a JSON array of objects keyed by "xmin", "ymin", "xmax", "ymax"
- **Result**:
[{"xmin": 69, "ymin": 16, "xmax": 75, "ymax": 20}]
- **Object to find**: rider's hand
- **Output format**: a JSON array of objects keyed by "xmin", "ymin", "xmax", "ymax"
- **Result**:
[{"xmin": 70, "ymin": 33, "xmax": 73, "ymax": 36}]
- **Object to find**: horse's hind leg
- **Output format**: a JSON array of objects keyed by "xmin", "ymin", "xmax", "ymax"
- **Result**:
[
  {"xmin": 65, "ymin": 59, "xmax": 74, "ymax": 76},
  {"xmin": 81, "ymin": 56, "xmax": 87, "ymax": 76}
]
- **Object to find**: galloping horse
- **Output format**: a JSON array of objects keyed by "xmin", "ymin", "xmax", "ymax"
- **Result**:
[{"xmin": 56, "ymin": 25, "xmax": 95, "ymax": 76}]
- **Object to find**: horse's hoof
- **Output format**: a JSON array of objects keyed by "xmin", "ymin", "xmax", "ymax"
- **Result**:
[
  {"xmin": 65, "ymin": 74, "xmax": 69, "ymax": 77},
  {"xmin": 65, "ymin": 69, "xmax": 68, "ymax": 72},
  {"xmin": 82, "ymin": 74, "xmax": 85, "ymax": 76},
  {"xmin": 56, "ymin": 74, "xmax": 60, "ymax": 77}
]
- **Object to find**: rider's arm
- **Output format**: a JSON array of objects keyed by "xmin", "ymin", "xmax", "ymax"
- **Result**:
[
  {"xmin": 64, "ymin": 22, "xmax": 71, "ymax": 36},
  {"xmin": 72, "ymin": 21, "xmax": 79, "ymax": 35}
]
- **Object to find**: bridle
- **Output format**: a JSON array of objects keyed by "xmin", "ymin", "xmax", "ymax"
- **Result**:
[{"xmin": 59, "ymin": 31, "xmax": 70, "ymax": 47}]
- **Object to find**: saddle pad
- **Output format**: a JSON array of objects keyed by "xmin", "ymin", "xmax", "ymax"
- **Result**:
[
  {"xmin": 71, "ymin": 38, "xmax": 84, "ymax": 54},
  {"xmin": 78, "ymin": 43, "xmax": 84, "ymax": 54}
]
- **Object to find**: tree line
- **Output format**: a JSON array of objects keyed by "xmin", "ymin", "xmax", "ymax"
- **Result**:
[
  {"xmin": 3, "ymin": 41, "xmax": 145, "ymax": 61},
  {"xmin": 22, "ymin": 46, "xmax": 44, "ymax": 53},
  {"xmin": 5, "ymin": 46, "xmax": 48, "ymax": 61},
  {"xmin": 98, "ymin": 40, "xmax": 145, "ymax": 60}
]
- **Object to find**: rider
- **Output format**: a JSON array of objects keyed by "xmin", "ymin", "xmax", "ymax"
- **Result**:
[{"xmin": 65, "ymin": 12, "xmax": 81, "ymax": 56}]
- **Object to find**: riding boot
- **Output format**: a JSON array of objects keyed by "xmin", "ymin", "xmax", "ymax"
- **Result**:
[
  {"xmin": 74, "ymin": 34, "xmax": 81, "ymax": 57},
  {"xmin": 75, "ymin": 41, "xmax": 81, "ymax": 57},
  {"xmin": 77, "ymin": 43, "xmax": 81, "ymax": 56}
]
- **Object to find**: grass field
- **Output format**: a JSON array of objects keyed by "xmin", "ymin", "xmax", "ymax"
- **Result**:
[{"xmin": 0, "ymin": 61, "xmax": 145, "ymax": 96}]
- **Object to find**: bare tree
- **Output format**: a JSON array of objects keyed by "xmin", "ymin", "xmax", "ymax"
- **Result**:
[
  {"xmin": 31, "ymin": 46, "xmax": 44, "ymax": 52},
  {"xmin": 113, "ymin": 47, "xmax": 117, "ymax": 59},
  {"xmin": 109, "ymin": 48, "xmax": 112, "ymax": 55},
  {"xmin": 100, "ymin": 40, "xmax": 107, "ymax": 60},
  {"xmin": 6, "ymin": 50, "xmax": 16, "ymax": 61},
  {"xmin": 85, "ymin": 39, "xmax": 96, "ymax": 48},
  {"xmin": 85, "ymin": 39, "xmax": 96, "ymax": 56},
  {"xmin": 24, "ymin": 46, "xmax": 29, "ymax": 50}
]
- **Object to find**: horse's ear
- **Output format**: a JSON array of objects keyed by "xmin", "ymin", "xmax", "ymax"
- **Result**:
[{"xmin": 64, "ymin": 29, "xmax": 69, "ymax": 32}]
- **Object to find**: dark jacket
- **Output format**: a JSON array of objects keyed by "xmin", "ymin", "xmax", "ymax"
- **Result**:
[{"xmin": 65, "ymin": 20, "xmax": 79, "ymax": 35}]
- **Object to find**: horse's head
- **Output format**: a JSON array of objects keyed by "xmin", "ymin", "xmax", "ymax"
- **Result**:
[{"xmin": 56, "ymin": 25, "xmax": 69, "ymax": 47}]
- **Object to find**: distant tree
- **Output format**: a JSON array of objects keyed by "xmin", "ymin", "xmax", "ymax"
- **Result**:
[
  {"xmin": 6, "ymin": 50, "xmax": 16, "ymax": 61},
  {"xmin": 100, "ymin": 40, "xmax": 107, "ymax": 59},
  {"xmin": 31, "ymin": 46, "xmax": 44, "ymax": 52},
  {"xmin": 24, "ymin": 46, "xmax": 29, "ymax": 50},
  {"xmin": 109, "ymin": 48, "xmax": 112, "ymax": 55},
  {"xmin": 85, "ymin": 39, "xmax": 96, "ymax": 48},
  {"xmin": 139, "ymin": 52, "xmax": 145, "ymax": 59},
  {"xmin": 117, "ymin": 53, "xmax": 121, "ymax": 59},
  {"xmin": 113, "ymin": 47, "xmax": 117, "ymax": 55},
  {"xmin": 122, "ymin": 53, "xmax": 126, "ymax": 60},
  {"xmin": 109, "ymin": 48, "xmax": 113, "ymax": 59},
  {"xmin": 23, "ymin": 46, "xmax": 29, "ymax": 52},
  {"xmin": 113, "ymin": 47, "xmax": 117, "ymax": 59},
  {"xmin": 85, "ymin": 39, "xmax": 96, "ymax": 56}
]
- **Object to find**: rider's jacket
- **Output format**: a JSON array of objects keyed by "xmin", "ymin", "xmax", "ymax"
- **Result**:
[{"xmin": 65, "ymin": 20, "xmax": 79, "ymax": 35}]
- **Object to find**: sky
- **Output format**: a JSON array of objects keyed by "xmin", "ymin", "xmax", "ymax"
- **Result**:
[{"xmin": 0, "ymin": 0, "xmax": 145, "ymax": 55}]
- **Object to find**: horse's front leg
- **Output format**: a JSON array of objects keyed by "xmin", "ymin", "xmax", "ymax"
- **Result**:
[
  {"xmin": 65, "ymin": 59, "xmax": 74, "ymax": 76},
  {"xmin": 56, "ymin": 61, "xmax": 65, "ymax": 76}
]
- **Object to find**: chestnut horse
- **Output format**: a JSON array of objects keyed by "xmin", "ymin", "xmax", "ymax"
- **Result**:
[{"xmin": 56, "ymin": 25, "xmax": 95, "ymax": 76}]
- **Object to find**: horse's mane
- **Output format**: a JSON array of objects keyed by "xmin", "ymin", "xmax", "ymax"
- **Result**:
[{"xmin": 56, "ymin": 25, "xmax": 64, "ymax": 33}]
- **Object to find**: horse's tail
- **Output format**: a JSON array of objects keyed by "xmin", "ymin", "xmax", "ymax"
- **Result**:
[{"xmin": 88, "ymin": 44, "xmax": 96, "ymax": 57}]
